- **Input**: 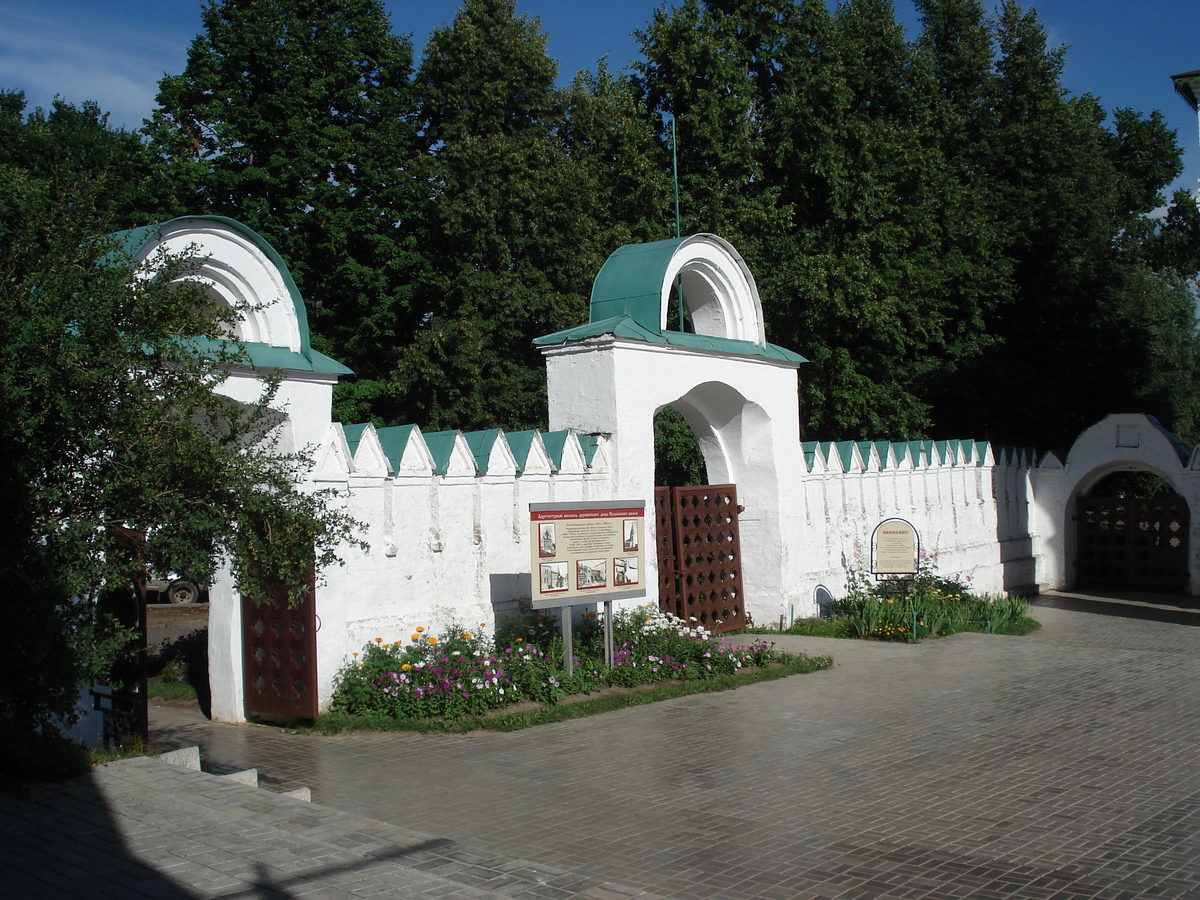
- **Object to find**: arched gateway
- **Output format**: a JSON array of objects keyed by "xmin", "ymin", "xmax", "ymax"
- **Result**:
[
  {"xmin": 536, "ymin": 235, "xmax": 806, "ymax": 627},
  {"xmin": 1030, "ymin": 414, "xmax": 1196, "ymax": 594}
]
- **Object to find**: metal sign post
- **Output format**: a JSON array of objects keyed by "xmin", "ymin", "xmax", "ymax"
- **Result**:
[{"xmin": 560, "ymin": 606, "xmax": 574, "ymax": 676}]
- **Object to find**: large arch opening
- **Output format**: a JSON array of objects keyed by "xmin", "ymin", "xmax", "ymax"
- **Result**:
[
  {"xmin": 654, "ymin": 407, "xmax": 706, "ymax": 487},
  {"xmin": 649, "ymin": 384, "xmax": 778, "ymax": 631},
  {"xmin": 1073, "ymin": 465, "xmax": 1190, "ymax": 593}
]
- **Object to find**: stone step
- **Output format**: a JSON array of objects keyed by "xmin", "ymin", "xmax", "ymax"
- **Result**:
[{"xmin": 11, "ymin": 754, "xmax": 656, "ymax": 899}]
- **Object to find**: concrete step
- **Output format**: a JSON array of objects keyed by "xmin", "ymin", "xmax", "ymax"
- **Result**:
[{"xmin": 4, "ymin": 755, "xmax": 655, "ymax": 899}]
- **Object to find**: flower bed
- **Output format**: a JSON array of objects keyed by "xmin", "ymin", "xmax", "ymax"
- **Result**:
[
  {"xmin": 330, "ymin": 607, "xmax": 796, "ymax": 721},
  {"xmin": 834, "ymin": 565, "xmax": 1033, "ymax": 641}
]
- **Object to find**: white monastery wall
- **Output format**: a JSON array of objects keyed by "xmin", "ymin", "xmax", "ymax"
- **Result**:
[
  {"xmin": 138, "ymin": 219, "xmax": 1194, "ymax": 725},
  {"xmin": 779, "ymin": 440, "xmax": 1038, "ymax": 623},
  {"xmin": 233, "ymin": 421, "xmax": 1044, "ymax": 720}
]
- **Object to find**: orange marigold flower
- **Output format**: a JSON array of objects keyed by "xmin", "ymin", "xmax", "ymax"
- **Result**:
[
  {"xmin": 428, "ymin": 636, "xmax": 438, "ymax": 645},
  {"xmin": 462, "ymin": 632, "xmax": 473, "ymax": 641},
  {"xmin": 401, "ymin": 663, "xmax": 411, "ymax": 671},
  {"xmin": 411, "ymin": 634, "xmax": 420, "ymax": 641},
  {"xmin": 416, "ymin": 626, "xmax": 425, "ymax": 633},
  {"xmin": 375, "ymin": 637, "xmax": 383, "ymax": 643}
]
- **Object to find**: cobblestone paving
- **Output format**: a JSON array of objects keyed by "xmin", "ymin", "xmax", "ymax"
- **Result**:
[{"xmin": 142, "ymin": 596, "xmax": 1200, "ymax": 899}]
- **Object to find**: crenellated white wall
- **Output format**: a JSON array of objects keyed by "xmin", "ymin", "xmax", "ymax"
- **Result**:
[
  {"xmin": 225, "ymin": 421, "xmax": 1044, "ymax": 720},
  {"xmin": 297, "ymin": 424, "xmax": 616, "ymax": 714},
  {"xmin": 164, "ymin": 220, "xmax": 1196, "ymax": 725},
  {"xmin": 786, "ymin": 440, "xmax": 1040, "ymax": 620},
  {"xmin": 207, "ymin": 400, "xmax": 1200, "ymax": 723}
]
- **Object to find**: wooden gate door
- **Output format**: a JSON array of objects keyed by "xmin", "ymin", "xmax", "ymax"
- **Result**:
[
  {"xmin": 655, "ymin": 484, "xmax": 746, "ymax": 633},
  {"xmin": 242, "ymin": 577, "xmax": 318, "ymax": 722},
  {"xmin": 1076, "ymin": 495, "xmax": 1189, "ymax": 592}
]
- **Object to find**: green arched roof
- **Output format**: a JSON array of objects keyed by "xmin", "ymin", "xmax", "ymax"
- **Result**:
[
  {"xmin": 588, "ymin": 236, "xmax": 686, "ymax": 331},
  {"xmin": 106, "ymin": 216, "xmax": 350, "ymax": 376},
  {"xmin": 536, "ymin": 234, "xmax": 806, "ymax": 365}
]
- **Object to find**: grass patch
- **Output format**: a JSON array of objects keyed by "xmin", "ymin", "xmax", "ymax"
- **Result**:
[
  {"xmin": 147, "ymin": 676, "xmax": 199, "ymax": 701},
  {"xmin": 315, "ymin": 651, "xmax": 831, "ymax": 735},
  {"xmin": 990, "ymin": 616, "xmax": 1041, "ymax": 636},
  {"xmin": 742, "ymin": 617, "xmax": 857, "ymax": 638},
  {"xmin": 746, "ymin": 612, "xmax": 1039, "ymax": 640}
]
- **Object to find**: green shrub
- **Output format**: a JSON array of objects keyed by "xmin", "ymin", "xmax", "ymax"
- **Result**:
[{"xmin": 834, "ymin": 563, "xmax": 1032, "ymax": 642}]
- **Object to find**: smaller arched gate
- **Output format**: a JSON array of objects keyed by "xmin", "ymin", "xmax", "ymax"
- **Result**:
[{"xmin": 1076, "ymin": 492, "xmax": 1189, "ymax": 592}]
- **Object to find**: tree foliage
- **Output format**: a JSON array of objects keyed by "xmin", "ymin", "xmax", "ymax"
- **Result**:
[
  {"xmin": 0, "ymin": 105, "xmax": 362, "ymax": 737},
  {"xmin": 392, "ymin": 0, "xmax": 667, "ymax": 431},
  {"xmin": 146, "ymin": 0, "xmax": 430, "ymax": 425},
  {"xmin": 634, "ymin": 0, "xmax": 1199, "ymax": 449},
  {"xmin": 13, "ymin": 0, "xmax": 1199, "ymax": 458}
]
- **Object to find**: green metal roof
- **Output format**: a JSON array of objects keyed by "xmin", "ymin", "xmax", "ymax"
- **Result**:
[
  {"xmin": 577, "ymin": 433, "xmax": 605, "ymax": 466},
  {"xmin": 588, "ymin": 237, "xmax": 687, "ymax": 330},
  {"xmin": 423, "ymin": 430, "xmax": 465, "ymax": 476},
  {"xmin": 535, "ymin": 235, "xmax": 806, "ymax": 364},
  {"xmin": 505, "ymin": 430, "xmax": 538, "ymax": 471},
  {"xmin": 800, "ymin": 437, "xmax": 1027, "ymax": 473},
  {"xmin": 342, "ymin": 423, "xmax": 369, "ymax": 458},
  {"xmin": 374, "ymin": 425, "xmax": 417, "ymax": 471},
  {"xmin": 802, "ymin": 440, "xmax": 818, "ymax": 471},
  {"xmin": 534, "ymin": 315, "xmax": 806, "ymax": 364},
  {"xmin": 464, "ymin": 429, "xmax": 503, "ymax": 474},
  {"xmin": 105, "ymin": 216, "xmax": 351, "ymax": 376},
  {"xmin": 831, "ymin": 441, "xmax": 856, "ymax": 472},
  {"xmin": 541, "ymin": 431, "xmax": 570, "ymax": 471}
]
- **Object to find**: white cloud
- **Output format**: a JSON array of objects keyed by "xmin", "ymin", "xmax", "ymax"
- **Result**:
[{"xmin": 0, "ymin": 3, "xmax": 192, "ymax": 129}]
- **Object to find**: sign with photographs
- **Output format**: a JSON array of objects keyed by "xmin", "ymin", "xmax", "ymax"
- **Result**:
[
  {"xmin": 871, "ymin": 518, "xmax": 919, "ymax": 576},
  {"xmin": 529, "ymin": 500, "xmax": 646, "ymax": 610}
]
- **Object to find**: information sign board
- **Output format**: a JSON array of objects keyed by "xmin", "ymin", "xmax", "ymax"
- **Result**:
[
  {"xmin": 871, "ymin": 518, "xmax": 919, "ymax": 576},
  {"xmin": 529, "ymin": 501, "xmax": 646, "ymax": 610}
]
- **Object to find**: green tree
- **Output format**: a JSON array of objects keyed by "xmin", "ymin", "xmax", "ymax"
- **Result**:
[
  {"xmin": 636, "ymin": 0, "xmax": 996, "ymax": 440},
  {"xmin": 947, "ymin": 1, "xmax": 1195, "ymax": 448},
  {"xmin": 0, "ymin": 90, "xmax": 169, "ymax": 229},
  {"xmin": 654, "ymin": 407, "xmax": 707, "ymax": 487},
  {"xmin": 396, "ymin": 0, "xmax": 623, "ymax": 430},
  {"xmin": 635, "ymin": 0, "xmax": 1197, "ymax": 449},
  {"xmin": 0, "ymin": 158, "xmax": 361, "ymax": 747},
  {"xmin": 146, "ymin": 0, "xmax": 429, "ymax": 425}
]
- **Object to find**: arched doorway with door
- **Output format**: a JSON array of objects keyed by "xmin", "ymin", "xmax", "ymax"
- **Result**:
[
  {"xmin": 1075, "ymin": 469, "xmax": 1190, "ymax": 593},
  {"xmin": 1033, "ymin": 414, "xmax": 1199, "ymax": 597},
  {"xmin": 650, "ymin": 386, "xmax": 774, "ymax": 631}
]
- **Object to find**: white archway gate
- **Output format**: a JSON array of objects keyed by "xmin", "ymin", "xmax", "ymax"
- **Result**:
[
  {"xmin": 537, "ymin": 234, "xmax": 806, "ymax": 627},
  {"xmin": 1030, "ymin": 414, "xmax": 1199, "ymax": 595}
]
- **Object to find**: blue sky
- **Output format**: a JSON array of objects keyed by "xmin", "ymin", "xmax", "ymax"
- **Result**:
[{"xmin": 1, "ymin": 1, "xmax": 1197, "ymax": 199}]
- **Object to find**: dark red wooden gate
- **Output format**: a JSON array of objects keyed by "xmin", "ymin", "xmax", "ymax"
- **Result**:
[
  {"xmin": 655, "ymin": 484, "xmax": 746, "ymax": 633},
  {"xmin": 1076, "ymin": 495, "xmax": 1189, "ymax": 592},
  {"xmin": 242, "ymin": 576, "xmax": 318, "ymax": 722}
]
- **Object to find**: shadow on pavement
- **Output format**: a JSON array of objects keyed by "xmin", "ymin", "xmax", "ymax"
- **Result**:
[{"xmin": 1032, "ymin": 589, "xmax": 1200, "ymax": 627}]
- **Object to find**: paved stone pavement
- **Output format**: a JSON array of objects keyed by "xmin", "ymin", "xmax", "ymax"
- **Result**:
[{"xmin": 11, "ymin": 593, "xmax": 1200, "ymax": 898}]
